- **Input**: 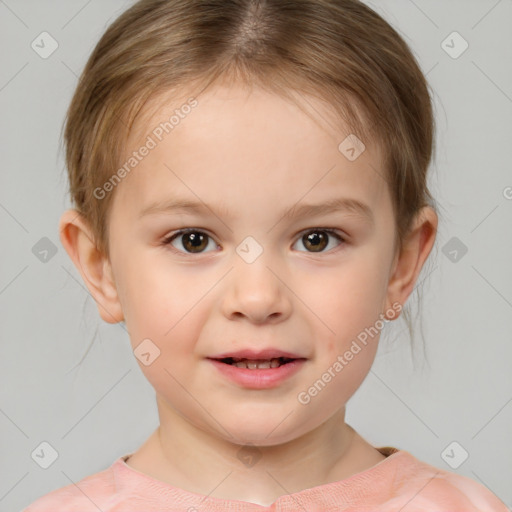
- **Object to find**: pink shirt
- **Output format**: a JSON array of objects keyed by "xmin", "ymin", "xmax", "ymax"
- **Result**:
[{"xmin": 23, "ymin": 447, "xmax": 509, "ymax": 511}]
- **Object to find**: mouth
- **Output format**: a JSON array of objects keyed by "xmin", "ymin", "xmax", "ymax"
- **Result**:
[
  {"xmin": 207, "ymin": 356, "xmax": 307, "ymax": 388},
  {"xmin": 215, "ymin": 357, "xmax": 298, "ymax": 369}
]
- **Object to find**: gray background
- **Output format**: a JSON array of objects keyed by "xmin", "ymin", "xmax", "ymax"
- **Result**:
[{"xmin": 1, "ymin": 0, "xmax": 511, "ymax": 510}]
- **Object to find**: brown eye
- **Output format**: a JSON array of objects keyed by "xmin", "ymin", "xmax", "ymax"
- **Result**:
[
  {"xmin": 165, "ymin": 230, "xmax": 216, "ymax": 254},
  {"xmin": 303, "ymin": 231, "xmax": 328, "ymax": 252},
  {"xmin": 294, "ymin": 229, "xmax": 344, "ymax": 253},
  {"xmin": 181, "ymin": 232, "xmax": 208, "ymax": 252}
]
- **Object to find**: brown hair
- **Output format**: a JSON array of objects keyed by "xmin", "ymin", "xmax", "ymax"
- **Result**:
[{"xmin": 62, "ymin": 0, "xmax": 437, "ymax": 355}]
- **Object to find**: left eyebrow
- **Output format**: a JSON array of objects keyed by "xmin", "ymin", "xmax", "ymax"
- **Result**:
[
  {"xmin": 139, "ymin": 196, "xmax": 374, "ymax": 225},
  {"xmin": 281, "ymin": 197, "xmax": 374, "ymax": 225}
]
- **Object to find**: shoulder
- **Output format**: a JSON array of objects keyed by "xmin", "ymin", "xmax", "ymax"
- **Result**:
[
  {"xmin": 21, "ymin": 464, "xmax": 120, "ymax": 512},
  {"xmin": 389, "ymin": 451, "xmax": 509, "ymax": 512}
]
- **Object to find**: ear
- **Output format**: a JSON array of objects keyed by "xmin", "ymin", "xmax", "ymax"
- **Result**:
[
  {"xmin": 59, "ymin": 209, "xmax": 124, "ymax": 324},
  {"xmin": 384, "ymin": 206, "xmax": 438, "ymax": 318}
]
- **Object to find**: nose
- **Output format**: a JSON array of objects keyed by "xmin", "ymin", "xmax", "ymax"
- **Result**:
[{"xmin": 220, "ymin": 257, "xmax": 292, "ymax": 325}]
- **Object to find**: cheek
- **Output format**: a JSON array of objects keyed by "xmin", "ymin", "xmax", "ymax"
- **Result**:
[
  {"xmin": 121, "ymin": 266, "xmax": 213, "ymax": 402},
  {"xmin": 118, "ymin": 256, "xmax": 209, "ymax": 353},
  {"xmin": 300, "ymin": 256, "xmax": 389, "ymax": 353}
]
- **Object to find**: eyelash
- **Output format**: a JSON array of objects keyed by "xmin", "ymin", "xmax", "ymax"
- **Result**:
[{"xmin": 161, "ymin": 228, "xmax": 347, "ymax": 256}]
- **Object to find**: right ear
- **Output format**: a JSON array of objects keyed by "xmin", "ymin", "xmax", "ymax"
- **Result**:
[{"xmin": 59, "ymin": 209, "xmax": 124, "ymax": 324}]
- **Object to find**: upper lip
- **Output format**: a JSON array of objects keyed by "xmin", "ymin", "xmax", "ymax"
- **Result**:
[{"xmin": 208, "ymin": 349, "xmax": 306, "ymax": 360}]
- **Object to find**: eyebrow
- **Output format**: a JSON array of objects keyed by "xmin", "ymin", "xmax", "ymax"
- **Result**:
[{"xmin": 139, "ymin": 197, "xmax": 374, "ymax": 225}]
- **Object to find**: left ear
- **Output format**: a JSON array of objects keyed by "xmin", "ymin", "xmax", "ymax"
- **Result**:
[{"xmin": 384, "ymin": 206, "xmax": 438, "ymax": 316}]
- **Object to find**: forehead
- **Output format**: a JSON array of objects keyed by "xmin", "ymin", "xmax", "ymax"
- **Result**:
[{"xmin": 114, "ymin": 84, "xmax": 389, "ymax": 219}]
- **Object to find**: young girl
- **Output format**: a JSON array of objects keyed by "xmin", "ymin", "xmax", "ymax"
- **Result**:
[{"xmin": 24, "ymin": 0, "xmax": 508, "ymax": 510}]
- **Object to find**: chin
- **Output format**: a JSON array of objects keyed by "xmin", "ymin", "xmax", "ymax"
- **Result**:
[{"xmin": 219, "ymin": 416, "xmax": 311, "ymax": 448}]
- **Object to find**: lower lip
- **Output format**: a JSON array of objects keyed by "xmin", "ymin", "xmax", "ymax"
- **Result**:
[{"xmin": 208, "ymin": 359, "xmax": 306, "ymax": 389}]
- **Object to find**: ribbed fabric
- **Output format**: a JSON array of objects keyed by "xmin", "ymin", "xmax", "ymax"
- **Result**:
[{"xmin": 23, "ymin": 446, "xmax": 509, "ymax": 511}]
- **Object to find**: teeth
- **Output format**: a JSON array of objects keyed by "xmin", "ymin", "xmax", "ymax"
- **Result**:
[{"xmin": 232, "ymin": 358, "xmax": 284, "ymax": 369}]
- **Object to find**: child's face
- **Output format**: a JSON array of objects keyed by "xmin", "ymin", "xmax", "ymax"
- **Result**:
[{"xmin": 104, "ymin": 84, "xmax": 402, "ymax": 445}]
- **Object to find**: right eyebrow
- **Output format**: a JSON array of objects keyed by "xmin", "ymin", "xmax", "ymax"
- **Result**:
[{"xmin": 139, "ymin": 198, "xmax": 231, "ymax": 219}]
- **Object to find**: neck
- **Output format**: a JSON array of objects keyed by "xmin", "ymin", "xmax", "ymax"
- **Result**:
[{"xmin": 125, "ymin": 397, "xmax": 386, "ymax": 506}]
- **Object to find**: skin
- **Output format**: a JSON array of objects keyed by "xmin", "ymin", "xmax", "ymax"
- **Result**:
[{"xmin": 60, "ymin": 83, "xmax": 437, "ymax": 506}]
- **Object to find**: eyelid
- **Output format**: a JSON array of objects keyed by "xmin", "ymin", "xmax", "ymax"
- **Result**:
[
  {"xmin": 296, "ymin": 227, "xmax": 346, "ymax": 240},
  {"xmin": 162, "ymin": 227, "xmax": 216, "ymax": 244}
]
